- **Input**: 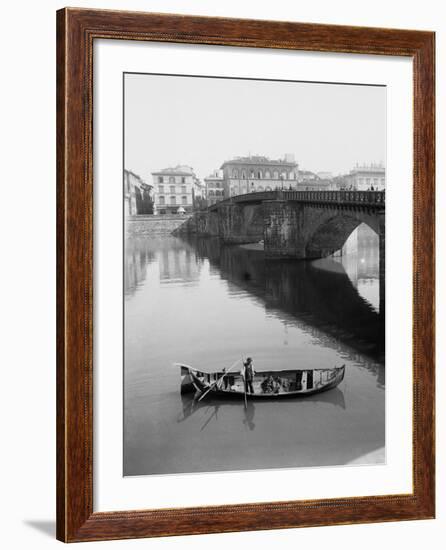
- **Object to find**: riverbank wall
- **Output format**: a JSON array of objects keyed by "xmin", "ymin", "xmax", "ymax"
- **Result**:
[{"xmin": 126, "ymin": 214, "xmax": 190, "ymax": 236}]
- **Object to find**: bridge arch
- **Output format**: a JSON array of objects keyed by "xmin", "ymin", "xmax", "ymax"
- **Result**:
[{"xmin": 305, "ymin": 210, "xmax": 380, "ymax": 259}]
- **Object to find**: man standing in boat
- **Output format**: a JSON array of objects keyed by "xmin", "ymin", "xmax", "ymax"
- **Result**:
[{"xmin": 242, "ymin": 357, "xmax": 255, "ymax": 394}]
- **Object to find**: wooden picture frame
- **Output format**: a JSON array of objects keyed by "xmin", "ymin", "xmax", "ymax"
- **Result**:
[{"xmin": 56, "ymin": 7, "xmax": 435, "ymax": 542}]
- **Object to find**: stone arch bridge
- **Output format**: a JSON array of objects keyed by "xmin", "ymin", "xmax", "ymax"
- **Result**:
[{"xmin": 175, "ymin": 189, "xmax": 385, "ymax": 262}]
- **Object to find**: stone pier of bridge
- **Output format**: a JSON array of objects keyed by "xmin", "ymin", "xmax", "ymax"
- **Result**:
[
  {"xmin": 176, "ymin": 203, "xmax": 264, "ymax": 244},
  {"xmin": 262, "ymin": 200, "xmax": 384, "ymax": 258}
]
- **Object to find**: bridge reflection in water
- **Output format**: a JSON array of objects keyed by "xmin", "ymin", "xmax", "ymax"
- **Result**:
[
  {"xmin": 187, "ymin": 226, "xmax": 384, "ymax": 365},
  {"xmin": 124, "ymin": 228, "xmax": 385, "ymax": 476}
]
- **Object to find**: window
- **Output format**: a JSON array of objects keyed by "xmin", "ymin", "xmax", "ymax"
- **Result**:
[
  {"xmin": 241, "ymin": 171, "xmax": 246, "ymax": 179},
  {"xmin": 181, "ymin": 186, "xmax": 187, "ymax": 193},
  {"xmin": 158, "ymin": 176, "xmax": 164, "ymax": 183},
  {"xmin": 169, "ymin": 176, "xmax": 175, "ymax": 183},
  {"xmin": 170, "ymin": 185, "xmax": 175, "ymax": 194},
  {"xmin": 273, "ymin": 171, "xmax": 279, "ymax": 179},
  {"xmin": 181, "ymin": 177, "xmax": 186, "ymax": 183},
  {"xmin": 159, "ymin": 196, "xmax": 165, "ymax": 205},
  {"xmin": 265, "ymin": 170, "xmax": 271, "ymax": 179},
  {"xmin": 266, "ymin": 186, "xmax": 272, "ymax": 191},
  {"xmin": 170, "ymin": 196, "xmax": 176, "ymax": 205},
  {"xmin": 257, "ymin": 171, "xmax": 262, "ymax": 179},
  {"xmin": 182, "ymin": 196, "xmax": 187, "ymax": 205},
  {"xmin": 158, "ymin": 185, "xmax": 164, "ymax": 192},
  {"xmin": 250, "ymin": 170, "xmax": 255, "ymax": 178},
  {"xmin": 232, "ymin": 169, "xmax": 238, "ymax": 178}
]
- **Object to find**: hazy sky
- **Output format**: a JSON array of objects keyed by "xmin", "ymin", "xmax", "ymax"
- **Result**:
[{"xmin": 124, "ymin": 73, "xmax": 385, "ymax": 184}]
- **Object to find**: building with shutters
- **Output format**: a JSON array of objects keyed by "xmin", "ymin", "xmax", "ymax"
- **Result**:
[{"xmin": 151, "ymin": 165, "xmax": 204, "ymax": 214}]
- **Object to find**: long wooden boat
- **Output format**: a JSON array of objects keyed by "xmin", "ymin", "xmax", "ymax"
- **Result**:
[{"xmin": 178, "ymin": 363, "xmax": 345, "ymax": 399}]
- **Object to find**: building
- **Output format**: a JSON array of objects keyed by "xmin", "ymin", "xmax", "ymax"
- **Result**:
[
  {"xmin": 298, "ymin": 170, "xmax": 328, "ymax": 189},
  {"xmin": 298, "ymin": 170, "xmax": 318, "ymax": 182},
  {"xmin": 204, "ymin": 169, "xmax": 225, "ymax": 206},
  {"xmin": 301, "ymin": 178, "xmax": 335, "ymax": 191},
  {"xmin": 151, "ymin": 165, "xmax": 204, "ymax": 214},
  {"xmin": 220, "ymin": 154, "xmax": 299, "ymax": 197},
  {"xmin": 124, "ymin": 169, "xmax": 153, "ymax": 215},
  {"xmin": 330, "ymin": 175, "xmax": 348, "ymax": 190},
  {"xmin": 344, "ymin": 163, "xmax": 386, "ymax": 191},
  {"xmin": 317, "ymin": 171, "xmax": 333, "ymax": 180}
]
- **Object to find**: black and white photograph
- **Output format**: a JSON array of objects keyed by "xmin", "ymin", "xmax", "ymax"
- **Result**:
[{"xmin": 123, "ymin": 73, "xmax": 386, "ymax": 477}]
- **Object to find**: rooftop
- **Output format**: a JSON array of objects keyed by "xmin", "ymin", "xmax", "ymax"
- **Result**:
[
  {"xmin": 299, "ymin": 170, "xmax": 319, "ymax": 179},
  {"xmin": 152, "ymin": 165, "xmax": 197, "ymax": 176},
  {"xmin": 349, "ymin": 164, "xmax": 386, "ymax": 174},
  {"xmin": 124, "ymin": 169, "xmax": 152, "ymax": 188},
  {"xmin": 124, "ymin": 168, "xmax": 146, "ymax": 182},
  {"xmin": 220, "ymin": 155, "xmax": 297, "ymax": 168}
]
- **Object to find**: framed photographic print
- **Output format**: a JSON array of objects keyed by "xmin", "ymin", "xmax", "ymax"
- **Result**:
[{"xmin": 56, "ymin": 8, "xmax": 435, "ymax": 542}]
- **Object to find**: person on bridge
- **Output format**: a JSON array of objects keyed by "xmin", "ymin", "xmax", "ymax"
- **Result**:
[{"xmin": 242, "ymin": 357, "xmax": 255, "ymax": 394}]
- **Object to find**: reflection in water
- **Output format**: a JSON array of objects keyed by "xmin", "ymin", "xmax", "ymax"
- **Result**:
[
  {"xmin": 178, "ymin": 385, "xmax": 347, "ymax": 430},
  {"xmin": 190, "ymin": 230, "xmax": 384, "ymax": 364},
  {"xmin": 124, "ymin": 229, "xmax": 385, "ymax": 476},
  {"xmin": 336, "ymin": 224, "xmax": 380, "ymax": 312},
  {"xmin": 125, "ymin": 238, "xmax": 201, "ymax": 295},
  {"xmin": 124, "ymin": 240, "xmax": 153, "ymax": 296},
  {"xmin": 243, "ymin": 401, "xmax": 256, "ymax": 431}
]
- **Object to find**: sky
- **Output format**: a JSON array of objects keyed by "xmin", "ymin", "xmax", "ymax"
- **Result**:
[{"xmin": 124, "ymin": 73, "xmax": 386, "ymax": 184}]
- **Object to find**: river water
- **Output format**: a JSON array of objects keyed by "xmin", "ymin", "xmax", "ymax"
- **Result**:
[{"xmin": 124, "ymin": 225, "xmax": 385, "ymax": 476}]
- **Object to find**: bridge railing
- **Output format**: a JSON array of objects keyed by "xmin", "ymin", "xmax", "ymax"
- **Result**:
[
  {"xmin": 208, "ymin": 189, "xmax": 385, "ymax": 210},
  {"xmin": 281, "ymin": 190, "xmax": 385, "ymax": 205}
]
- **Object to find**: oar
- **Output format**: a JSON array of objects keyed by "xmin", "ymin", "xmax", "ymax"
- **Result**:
[
  {"xmin": 242, "ymin": 357, "xmax": 248, "ymax": 410},
  {"xmin": 197, "ymin": 358, "xmax": 241, "ymax": 402},
  {"xmin": 197, "ymin": 359, "xmax": 240, "ymax": 402},
  {"xmin": 200, "ymin": 406, "xmax": 219, "ymax": 432}
]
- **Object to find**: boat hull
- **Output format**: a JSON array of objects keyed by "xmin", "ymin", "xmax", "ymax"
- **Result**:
[{"xmin": 179, "ymin": 364, "xmax": 345, "ymax": 400}]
